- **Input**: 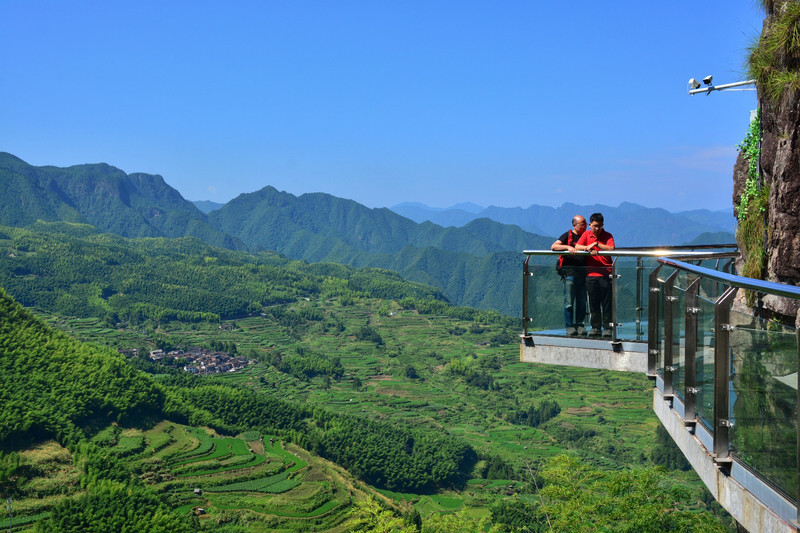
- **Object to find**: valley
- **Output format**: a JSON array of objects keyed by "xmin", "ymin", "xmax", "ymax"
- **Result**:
[
  {"xmin": 2, "ymin": 291, "xmax": 733, "ymax": 530},
  {"xmin": 0, "ymin": 156, "xmax": 737, "ymax": 530}
]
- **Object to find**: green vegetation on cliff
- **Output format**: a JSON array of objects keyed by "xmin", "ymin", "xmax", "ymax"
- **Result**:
[{"xmin": 748, "ymin": 1, "xmax": 800, "ymax": 103}]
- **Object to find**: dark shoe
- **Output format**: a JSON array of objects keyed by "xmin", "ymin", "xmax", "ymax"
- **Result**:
[
  {"xmin": 576, "ymin": 325, "xmax": 586, "ymax": 336},
  {"xmin": 588, "ymin": 329, "xmax": 601, "ymax": 338},
  {"xmin": 566, "ymin": 326, "xmax": 577, "ymax": 336},
  {"xmin": 602, "ymin": 329, "xmax": 612, "ymax": 338}
]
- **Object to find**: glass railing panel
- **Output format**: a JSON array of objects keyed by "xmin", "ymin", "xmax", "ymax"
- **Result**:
[
  {"xmin": 524, "ymin": 257, "xmax": 566, "ymax": 334},
  {"xmin": 654, "ymin": 266, "xmax": 676, "ymax": 379},
  {"xmin": 696, "ymin": 258, "xmax": 729, "ymax": 302},
  {"xmin": 614, "ymin": 256, "xmax": 643, "ymax": 341},
  {"xmin": 729, "ymin": 306, "xmax": 798, "ymax": 502},
  {"xmin": 527, "ymin": 259, "xmax": 624, "ymax": 339},
  {"xmin": 695, "ymin": 293, "xmax": 716, "ymax": 431},
  {"xmin": 671, "ymin": 272, "xmax": 690, "ymax": 400},
  {"xmin": 617, "ymin": 256, "xmax": 664, "ymax": 342}
]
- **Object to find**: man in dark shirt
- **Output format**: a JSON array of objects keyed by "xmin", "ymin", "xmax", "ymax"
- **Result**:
[
  {"xmin": 576, "ymin": 212, "xmax": 616, "ymax": 337},
  {"xmin": 551, "ymin": 215, "xmax": 587, "ymax": 336}
]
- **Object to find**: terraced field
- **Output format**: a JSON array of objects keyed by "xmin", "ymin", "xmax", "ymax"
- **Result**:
[
  {"xmin": 7, "ymin": 422, "xmax": 359, "ymax": 532},
  {"xmin": 141, "ymin": 423, "xmax": 351, "ymax": 529}
]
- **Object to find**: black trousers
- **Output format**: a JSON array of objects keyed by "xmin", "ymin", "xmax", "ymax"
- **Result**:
[{"xmin": 586, "ymin": 275, "xmax": 612, "ymax": 332}]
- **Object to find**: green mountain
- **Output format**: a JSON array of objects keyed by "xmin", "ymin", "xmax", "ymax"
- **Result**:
[
  {"xmin": 0, "ymin": 153, "xmax": 242, "ymax": 250},
  {"xmin": 208, "ymin": 186, "xmax": 552, "ymax": 314},
  {"xmin": 209, "ymin": 186, "xmax": 550, "ymax": 258},
  {"xmin": 684, "ymin": 231, "xmax": 737, "ymax": 245},
  {"xmin": 0, "ymin": 154, "xmax": 551, "ymax": 315}
]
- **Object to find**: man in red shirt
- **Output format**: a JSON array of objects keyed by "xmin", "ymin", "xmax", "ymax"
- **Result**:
[{"xmin": 576, "ymin": 213, "xmax": 615, "ymax": 337}]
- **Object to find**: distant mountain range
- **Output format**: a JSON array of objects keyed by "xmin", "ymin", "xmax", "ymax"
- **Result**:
[
  {"xmin": 0, "ymin": 152, "xmax": 738, "ymax": 316},
  {"xmin": 390, "ymin": 202, "xmax": 736, "ymax": 247}
]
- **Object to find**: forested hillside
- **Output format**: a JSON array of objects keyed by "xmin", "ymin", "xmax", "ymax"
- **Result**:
[
  {"xmin": 0, "ymin": 152, "xmax": 240, "ymax": 249},
  {"xmin": 0, "ymin": 222, "xmax": 444, "ymax": 325},
  {"xmin": 0, "ymin": 287, "xmax": 164, "ymax": 448}
]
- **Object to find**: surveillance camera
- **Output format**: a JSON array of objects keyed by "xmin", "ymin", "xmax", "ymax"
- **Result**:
[
  {"xmin": 688, "ymin": 78, "xmax": 701, "ymax": 90},
  {"xmin": 703, "ymin": 75, "xmax": 713, "ymax": 85}
]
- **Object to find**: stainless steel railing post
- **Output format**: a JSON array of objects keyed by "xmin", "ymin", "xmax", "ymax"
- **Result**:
[
  {"xmin": 663, "ymin": 269, "xmax": 679, "ymax": 397},
  {"xmin": 713, "ymin": 286, "xmax": 738, "ymax": 459},
  {"xmin": 683, "ymin": 277, "xmax": 700, "ymax": 423}
]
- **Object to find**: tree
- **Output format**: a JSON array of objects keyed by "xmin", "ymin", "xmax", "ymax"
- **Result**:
[
  {"xmin": 343, "ymin": 496, "xmax": 416, "ymax": 533},
  {"xmin": 536, "ymin": 454, "xmax": 728, "ymax": 532}
]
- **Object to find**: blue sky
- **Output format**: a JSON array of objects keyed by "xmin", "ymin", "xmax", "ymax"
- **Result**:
[{"xmin": 1, "ymin": 1, "xmax": 761, "ymax": 212}]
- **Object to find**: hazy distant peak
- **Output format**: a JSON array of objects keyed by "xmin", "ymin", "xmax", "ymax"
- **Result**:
[
  {"xmin": 192, "ymin": 200, "xmax": 225, "ymax": 213},
  {"xmin": 391, "ymin": 201, "xmax": 483, "ymax": 214},
  {"xmin": 447, "ymin": 202, "xmax": 483, "ymax": 213},
  {"xmin": 391, "ymin": 202, "xmax": 444, "ymax": 212}
]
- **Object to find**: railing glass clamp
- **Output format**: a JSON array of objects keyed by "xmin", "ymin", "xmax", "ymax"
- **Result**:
[
  {"xmin": 719, "ymin": 419, "xmax": 734, "ymax": 428},
  {"xmin": 721, "ymin": 324, "xmax": 736, "ymax": 331},
  {"xmin": 686, "ymin": 307, "xmax": 701, "ymax": 314},
  {"xmin": 687, "ymin": 387, "xmax": 700, "ymax": 394}
]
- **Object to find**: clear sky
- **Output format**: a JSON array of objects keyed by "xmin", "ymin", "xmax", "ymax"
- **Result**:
[{"xmin": 1, "ymin": 1, "xmax": 762, "ymax": 212}]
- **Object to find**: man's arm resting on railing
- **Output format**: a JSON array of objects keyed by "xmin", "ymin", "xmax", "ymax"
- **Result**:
[{"xmin": 551, "ymin": 240, "xmax": 579, "ymax": 254}]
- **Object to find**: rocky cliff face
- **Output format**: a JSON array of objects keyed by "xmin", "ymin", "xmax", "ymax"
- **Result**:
[{"xmin": 734, "ymin": 1, "xmax": 800, "ymax": 319}]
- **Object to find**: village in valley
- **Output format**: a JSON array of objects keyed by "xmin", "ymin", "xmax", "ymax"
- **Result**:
[{"xmin": 120, "ymin": 346, "xmax": 251, "ymax": 374}]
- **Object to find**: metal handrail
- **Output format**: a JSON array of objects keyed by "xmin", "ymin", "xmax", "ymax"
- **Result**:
[
  {"xmin": 658, "ymin": 257, "xmax": 800, "ymax": 300},
  {"xmin": 615, "ymin": 243, "xmax": 738, "ymax": 251},
  {"xmin": 523, "ymin": 249, "xmax": 738, "ymax": 258}
]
